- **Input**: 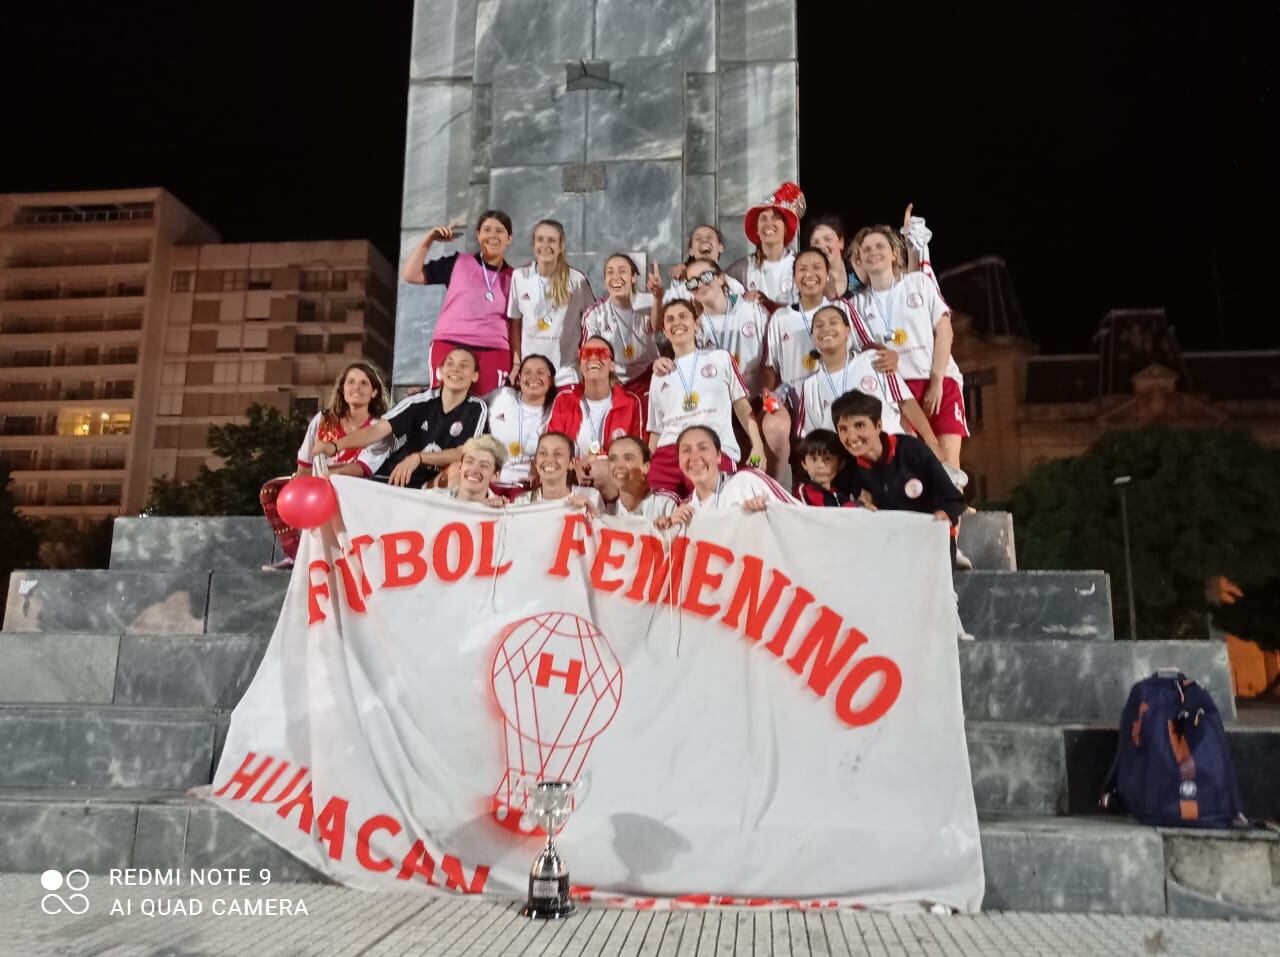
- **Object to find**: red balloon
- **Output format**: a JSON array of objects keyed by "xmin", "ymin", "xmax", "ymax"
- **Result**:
[{"xmin": 276, "ymin": 476, "xmax": 338, "ymax": 530}]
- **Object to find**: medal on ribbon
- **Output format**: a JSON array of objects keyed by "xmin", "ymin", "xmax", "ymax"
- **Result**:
[
  {"xmin": 623, "ymin": 344, "xmax": 636, "ymax": 360},
  {"xmin": 537, "ymin": 316, "xmax": 552, "ymax": 332},
  {"xmin": 892, "ymin": 328, "xmax": 908, "ymax": 346},
  {"xmin": 683, "ymin": 392, "xmax": 699, "ymax": 412},
  {"xmin": 589, "ymin": 441, "xmax": 602, "ymax": 456},
  {"xmin": 802, "ymin": 353, "xmax": 818, "ymax": 370},
  {"xmin": 508, "ymin": 441, "xmax": 522, "ymax": 457}
]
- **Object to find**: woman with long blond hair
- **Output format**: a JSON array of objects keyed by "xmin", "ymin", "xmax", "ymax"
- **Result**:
[
  {"xmin": 505, "ymin": 219, "xmax": 594, "ymax": 387},
  {"xmin": 259, "ymin": 360, "xmax": 391, "ymax": 570}
]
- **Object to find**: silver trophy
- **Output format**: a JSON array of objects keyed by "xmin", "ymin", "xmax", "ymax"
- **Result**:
[{"xmin": 520, "ymin": 778, "xmax": 584, "ymax": 919}]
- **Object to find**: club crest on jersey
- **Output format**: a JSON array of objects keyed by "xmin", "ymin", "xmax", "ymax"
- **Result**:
[
  {"xmin": 742, "ymin": 322, "xmax": 758, "ymax": 337},
  {"xmin": 861, "ymin": 376, "xmax": 878, "ymax": 393},
  {"xmin": 700, "ymin": 365, "xmax": 717, "ymax": 378},
  {"xmin": 904, "ymin": 478, "xmax": 924, "ymax": 499},
  {"xmin": 611, "ymin": 428, "xmax": 626, "ymax": 440},
  {"xmin": 449, "ymin": 422, "xmax": 464, "ymax": 437},
  {"xmin": 907, "ymin": 292, "xmax": 924, "ymax": 308}
]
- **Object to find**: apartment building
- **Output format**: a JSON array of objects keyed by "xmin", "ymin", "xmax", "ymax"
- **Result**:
[{"xmin": 0, "ymin": 188, "xmax": 394, "ymax": 519}]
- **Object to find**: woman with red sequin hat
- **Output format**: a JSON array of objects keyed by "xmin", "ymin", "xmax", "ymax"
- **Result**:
[{"xmin": 727, "ymin": 181, "xmax": 807, "ymax": 311}]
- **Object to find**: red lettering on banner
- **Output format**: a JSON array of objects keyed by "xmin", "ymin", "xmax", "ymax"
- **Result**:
[
  {"xmin": 721, "ymin": 556, "xmax": 792, "ymax": 643},
  {"xmin": 307, "ymin": 561, "xmax": 331, "ymax": 624},
  {"xmin": 275, "ymin": 783, "xmax": 315, "ymax": 832},
  {"xmin": 625, "ymin": 535, "xmax": 689, "ymax": 605},
  {"xmin": 476, "ymin": 520, "xmax": 513, "ymax": 577},
  {"xmin": 548, "ymin": 514, "xmax": 590, "ymax": 577},
  {"xmin": 787, "ymin": 616, "xmax": 869, "ymax": 696},
  {"xmin": 315, "ymin": 796, "xmax": 349, "ymax": 860},
  {"xmin": 334, "ymin": 558, "xmax": 367, "ymax": 613},
  {"xmin": 355, "ymin": 814, "xmax": 402, "ymax": 872},
  {"xmin": 396, "ymin": 841, "xmax": 440, "ymax": 885},
  {"xmin": 382, "ymin": 531, "xmax": 428, "ymax": 587},
  {"xmin": 836, "ymin": 656, "xmax": 903, "ymax": 726},
  {"xmin": 763, "ymin": 586, "xmax": 816, "ymax": 657},
  {"xmin": 250, "ymin": 761, "xmax": 309, "ymax": 804},
  {"xmin": 535, "ymin": 653, "xmax": 583, "ymax": 695},
  {"xmin": 681, "ymin": 541, "xmax": 736, "ymax": 618},
  {"xmin": 433, "ymin": 522, "xmax": 473, "ymax": 582},
  {"xmin": 440, "ymin": 856, "xmax": 490, "ymax": 894},
  {"xmin": 348, "ymin": 534, "xmax": 375, "ymax": 596},
  {"xmin": 590, "ymin": 527, "xmax": 634, "ymax": 592},
  {"xmin": 213, "ymin": 752, "xmax": 273, "ymax": 799}
]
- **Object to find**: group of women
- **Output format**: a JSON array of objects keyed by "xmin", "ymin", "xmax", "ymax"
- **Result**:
[{"xmin": 259, "ymin": 181, "xmax": 970, "ymax": 569}]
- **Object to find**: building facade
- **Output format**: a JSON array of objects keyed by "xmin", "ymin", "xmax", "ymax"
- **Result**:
[
  {"xmin": 952, "ymin": 307, "xmax": 1280, "ymax": 502},
  {"xmin": 0, "ymin": 188, "xmax": 394, "ymax": 519}
]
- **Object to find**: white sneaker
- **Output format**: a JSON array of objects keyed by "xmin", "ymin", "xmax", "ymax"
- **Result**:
[
  {"xmin": 953, "ymin": 547, "xmax": 973, "ymax": 571},
  {"xmin": 957, "ymin": 628, "xmax": 975, "ymax": 642},
  {"xmin": 942, "ymin": 463, "xmax": 968, "ymax": 491},
  {"xmin": 262, "ymin": 557, "xmax": 294, "ymax": 572}
]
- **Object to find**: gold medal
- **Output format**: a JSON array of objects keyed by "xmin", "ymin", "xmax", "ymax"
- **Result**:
[
  {"xmin": 802, "ymin": 353, "xmax": 817, "ymax": 370},
  {"xmin": 892, "ymin": 328, "xmax": 908, "ymax": 346},
  {"xmin": 537, "ymin": 316, "xmax": 552, "ymax": 332},
  {"xmin": 508, "ymin": 441, "xmax": 522, "ymax": 457},
  {"xmin": 624, "ymin": 344, "xmax": 636, "ymax": 360},
  {"xmin": 682, "ymin": 392, "xmax": 699, "ymax": 412}
]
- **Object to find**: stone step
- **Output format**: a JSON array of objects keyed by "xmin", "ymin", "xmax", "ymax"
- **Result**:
[
  {"xmin": 0, "ymin": 631, "xmax": 1232, "ymax": 727},
  {"xmin": 9, "ymin": 568, "xmax": 1112, "ymax": 640},
  {"xmin": 956, "ymin": 510, "xmax": 1016, "ymax": 571},
  {"xmin": 105, "ymin": 514, "xmax": 1019, "ymax": 574},
  {"xmin": 0, "ymin": 789, "xmax": 1273, "ymax": 918},
  {"xmin": 957, "ymin": 570, "xmax": 1114, "ymax": 641},
  {"xmin": 2, "ymin": 694, "xmax": 1273, "ymax": 820},
  {"xmin": 110, "ymin": 517, "xmax": 281, "ymax": 572}
]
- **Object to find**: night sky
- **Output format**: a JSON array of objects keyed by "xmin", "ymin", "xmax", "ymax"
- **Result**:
[{"xmin": 3, "ymin": 2, "xmax": 1274, "ymax": 353}]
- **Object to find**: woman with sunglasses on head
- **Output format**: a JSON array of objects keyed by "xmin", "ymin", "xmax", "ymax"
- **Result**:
[
  {"xmin": 485, "ymin": 353, "xmax": 556, "ymax": 499},
  {"xmin": 655, "ymin": 425, "xmax": 797, "ymax": 529},
  {"xmin": 645, "ymin": 299, "xmax": 766, "ymax": 495},
  {"xmin": 505, "ymin": 219, "xmax": 594, "ymax": 388},
  {"xmin": 402, "ymin": 211, "xmax": 517, "ymax": 396},
  {"xmin": 511, "ymin": 431, "xmax": 603, "ymax": 514},
  {"xmin": 581, "ymin": 253, "xmax": 659, "ymax": 417},
  {"xmin": 663, "ymin": 224, "xmax": 746, "ymax": 304}
]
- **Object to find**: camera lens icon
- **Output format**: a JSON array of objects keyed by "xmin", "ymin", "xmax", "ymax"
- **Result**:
[{"xmin": 39, "ymin": 869, "xmax": 89, "ymax": 915}]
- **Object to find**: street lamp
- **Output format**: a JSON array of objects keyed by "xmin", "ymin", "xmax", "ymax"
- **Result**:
[{"xmin": 1114, "ymin": 476, "xmax": 1138, "ymax": 641}]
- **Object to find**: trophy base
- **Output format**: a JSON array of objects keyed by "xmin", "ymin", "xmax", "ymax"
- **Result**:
[{"xmin": 520, "ymin": 900, "xmax": 577, "ymax": 920}]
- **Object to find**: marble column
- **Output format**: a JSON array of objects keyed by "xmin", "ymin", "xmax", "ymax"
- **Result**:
[{"xmin": 396, "ymin": 0, "xmax": 799, "ymax": 389}]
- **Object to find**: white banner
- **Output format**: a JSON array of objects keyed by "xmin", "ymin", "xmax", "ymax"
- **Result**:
[{"xmin": 206, "ymin": 477, "xmax": 984, "ymax": 911}]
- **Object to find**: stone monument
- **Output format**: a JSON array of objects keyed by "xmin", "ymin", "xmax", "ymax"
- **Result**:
[{"xmin": 394, "ymin": 0, "xmax": 800, "ymax": 390}]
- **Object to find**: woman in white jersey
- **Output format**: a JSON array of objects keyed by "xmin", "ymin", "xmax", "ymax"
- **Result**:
[
  {"xmin": 601, "ymin": 435, "xmax": 679, "ymax": 519},
  {"xmin": 512, "ymin": 431, "xmax": 603, "ymax": 513},
  {"xmin": 681, "ymin": 259, "xmax": 769, "ymax": 395},
  {"xmin": 506, "ymin": 219, "xmax": 594, "ymax": 388},
  {"xmin": 656, "ymin": 426, "xmax": 797, "ymax": 528},
  {"xmin": 646, "ymin": 299, "xmax": 766, "ymax": 494},
  {"xmin": 485, "ymin": 353, "xmax": 555, "ymax": 498},
  {"xmin": 797, "ymin": 305, "xmax": 941, "ymax": 454},
  {"xmin": 727, "ymin": 182, "xmax": 807, "ymax": 310},
  {"xmin": 849, "ymin": 225, "xmax": 968, "ymax": 469},
  {"xmin": 581, "ymin": 253, "xmax": 659, "ymax": 416}
]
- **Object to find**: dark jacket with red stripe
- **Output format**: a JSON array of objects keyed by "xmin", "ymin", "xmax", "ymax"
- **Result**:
[
  {"xmin": 546, "ymin": 383, "xmax": 642, "ymax": 453},
  {"xmin": 833, "ymin": 432, "xmax": 964, "ymax": 525},
  {"xmin": 797, "ymin": 482, "xmax": 859, "ymax": 508}
]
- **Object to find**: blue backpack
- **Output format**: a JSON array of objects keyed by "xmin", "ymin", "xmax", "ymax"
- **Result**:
[{"xmin": 1100, "ymin": 670, "xmax": 1244, "ymax": 828}]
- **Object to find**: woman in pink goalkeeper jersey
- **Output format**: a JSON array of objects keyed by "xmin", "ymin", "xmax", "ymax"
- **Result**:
[
  {"xmin": 402, "ymin": 211, "xmax": 516, "ymax": 396},
  {"xmin": 850, "ymin": 224, "xmax": 968, "ymax": 469},
  {"xmin": 581, "ymin": 254, "xmax": 660, "ymax": 414},
  {"xmin": 506, "ymin": 219, "xmax": 594, "ymax": 388},
  {"xmin": 646, "ymin": 299, "xmax": 765, "ymax": 495}
]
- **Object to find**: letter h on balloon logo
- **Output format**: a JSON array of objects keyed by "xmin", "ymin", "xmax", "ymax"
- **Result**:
[{"xmin": 489, "ymin": 612, "xmax": 623, "ymax": 833}]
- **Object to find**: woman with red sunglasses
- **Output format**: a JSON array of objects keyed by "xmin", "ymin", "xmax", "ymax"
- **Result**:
[{"xmin": 547, "ymin": 336, "xmax": 643, "ymax": 496}]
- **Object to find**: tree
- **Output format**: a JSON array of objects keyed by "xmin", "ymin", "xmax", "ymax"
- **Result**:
[
  {"xmin": 144, "ymin": 403, "xmax": 308, "ymax": 516},
  {"xmin": 1009, "ymin": 427, "xmax": 1280, "ymax": 641},
  {"xmin": 1210, "ymin": 578, "xmax": 1280, "ymax": 655}
]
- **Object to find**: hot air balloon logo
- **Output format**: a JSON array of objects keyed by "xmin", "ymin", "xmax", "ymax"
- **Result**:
[{"xmin": 490, "ymin": 611, "xmax": 623, "ymax": 833}]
